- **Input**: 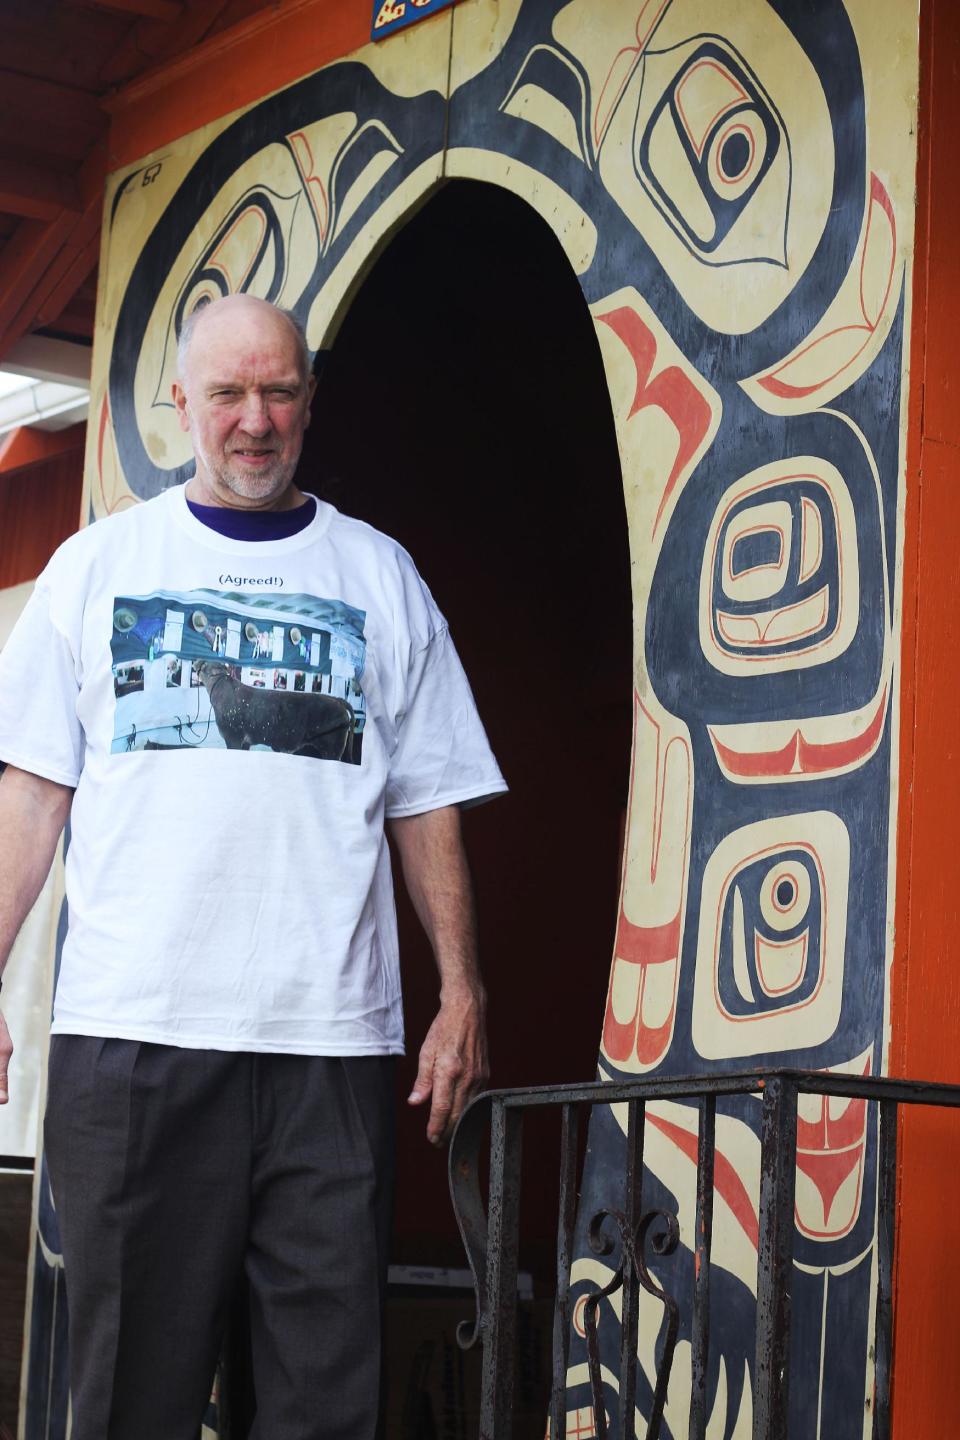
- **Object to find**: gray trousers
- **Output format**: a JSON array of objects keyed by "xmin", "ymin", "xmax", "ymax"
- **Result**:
[{"xmin": 44, "ymin": 1037, "xmax": 395, "ymax": 1440}]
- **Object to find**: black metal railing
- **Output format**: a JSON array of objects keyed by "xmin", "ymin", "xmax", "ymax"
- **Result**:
[{"xmin": 448, "ymin": 1070, "xmax": 960, "ymax": 1440}]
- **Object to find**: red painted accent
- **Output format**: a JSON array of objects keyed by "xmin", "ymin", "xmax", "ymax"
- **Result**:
[
  {"xmin": 795, "ymin": 1145, "xmax": 863, "ymax": 1230},
  {"xmin": 602, "ymin": 691, "xmax": 690, "ymax": 1068},
  {"xmin": 96, "ymin": 393, "xmax": 116, "ymax": 518},
  {"xmin": 756, "ymin": 325, "xmax": 873, "ymax": 399},
  {"xmin": 715, "ymin": 583, "xmax": 828, "ymax": 646},
  {"xmin": 794, "ymin": 1059, "xmax": 870, "ymax": 1237},
  {"xmin": 592, "ymin": 0, "xmax": 671, "ymax": 149},
  {"xmin": 798, "ymin": 496, "xmax": 823, "ymax": 582},
  {"xmin": 613, "ymin": 907, "xmax": 680, "ymax": 966},
  {"xmin": 594, "ymin": 47, "xmax": 641, "ymax": 149},
  {"xmin": 633, "ymin": 1017, "xmax": 673, "ymax": 1069},
  {"xmin": 709, "ymin": 687, "xmax": 888, "ymax": 778},
  {"xmin": 712, "ymin": 728, "xmax": 800, "ymax": 777},
  {"xmin": 757, "ymin": 172, "xmax": 896, "ymax": 401},
  {"xmin": 647, "ymin": 1113, "xmax": 759, "ymax": 1251},
  {"xmin": 754, "ymin": 929, "xmax": 808, "ymax": 996},
  {"xmin": 597, "ymin": 306, "xmax": 712, "ymax": 534},
  {"xmin": 288, "ymin": 130, "xmax": 330, "ymax": 244},
  {"xmin": 797, "ymin": 1097, "xmax": 869, "ymax": 1153},
  {"xmin": 602, "ymin": 909, "xmax": 681, "ymax": 1066},
  {"xmin": 860, "ymin": 172, "xmax": 897, "ymax": 327}
]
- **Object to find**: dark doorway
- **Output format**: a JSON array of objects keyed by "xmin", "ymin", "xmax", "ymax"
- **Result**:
[{"xmin": 301, "ymin": 179, "xmax": 633, "ymax": 1273}]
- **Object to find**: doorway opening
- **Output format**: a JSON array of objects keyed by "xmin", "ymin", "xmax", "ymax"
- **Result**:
[{"xmin": 302, "ymin": 179, "xmax": 633, "ymax": 1274}]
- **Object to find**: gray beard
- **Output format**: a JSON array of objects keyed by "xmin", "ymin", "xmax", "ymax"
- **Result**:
[{"xmin": 201, "ymin": 452, "xmax": 298, "ymax": 504}]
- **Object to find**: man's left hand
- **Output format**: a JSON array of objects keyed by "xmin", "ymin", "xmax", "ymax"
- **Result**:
[
  {"xmin": 389, "ymin": 804, "xmax": 489, "ymax": 1146},
  {"xmin": 408, "ymin": 982, "xmax": 489, "ymax": 1146}
]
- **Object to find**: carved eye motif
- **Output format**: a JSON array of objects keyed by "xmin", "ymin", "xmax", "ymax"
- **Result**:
[
  {"xmin": 718, "ymin": 851, "xmax": 819, "ymax": 1017},
  {"xmin": 693, "ymin": 812, "xmax": 850, "ymax": 1060},
  {"xmin": 636, "ymin": 41, "xmax": 789, "ymax": 267},
  {"xmin": 699, "ymin": 459, "xmax": 859, "ymax": 676}
]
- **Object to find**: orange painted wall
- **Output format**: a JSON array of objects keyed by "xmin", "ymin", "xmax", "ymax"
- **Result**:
[{"xmin": 890, "ymin": 0, "xmax": 960, "ymax": 1434}]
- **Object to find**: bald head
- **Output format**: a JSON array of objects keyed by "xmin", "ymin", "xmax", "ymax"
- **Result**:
[
  {"xmin": 172, "ymin": 293, "xmax": 316, "ymax": 511},
  {"xmin": 177, "ymin": 295, "xmax": 310, "ymax": 387}
]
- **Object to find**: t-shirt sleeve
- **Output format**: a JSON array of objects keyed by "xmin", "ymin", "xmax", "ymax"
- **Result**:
[
  {"xmin": 0, "ymin": 580, "xmax": 83, "ymax": 787},
  {"xmin": 384, "ymin": 624, "xmax": 507, "ymax": 818}
]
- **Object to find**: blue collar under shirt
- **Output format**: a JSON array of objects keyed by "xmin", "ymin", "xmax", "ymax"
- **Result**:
[{"xmin": 186, "ymin": 495, "xmax": 318, "ymax": 541}]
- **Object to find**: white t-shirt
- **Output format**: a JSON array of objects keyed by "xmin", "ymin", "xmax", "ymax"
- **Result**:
[{"xmin": 0, "ymin": 484, "xmax": 506, "ymax": 1055}]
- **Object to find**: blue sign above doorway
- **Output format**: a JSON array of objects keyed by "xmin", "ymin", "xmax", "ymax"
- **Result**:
[{"xmin": 371, "ymin": 0, "xmax": 457, "ymax": 41}]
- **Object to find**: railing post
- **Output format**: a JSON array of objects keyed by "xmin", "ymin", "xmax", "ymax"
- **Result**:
[
  {"xmin": 480, "ymin": 1098, "xmax": 523, "ymax": 1440},
  {"xmin": 688, "ymin": 1094, "xmax": 716, "ymax": 1440},
  {"xmin": 550, "ymin": 1103, "xmax": 580, "ymax": 1440},
  {"xmin": 872, "ymin": 1098, "xmax": 897, "ymax": 1440},
  {"xmin": 617, "ymin": 1098, "xmax": 645, "ymax": 1440},
  {"xmin": 753, "ymin": 1076, "xmax": 798, "ymax": 1440}
]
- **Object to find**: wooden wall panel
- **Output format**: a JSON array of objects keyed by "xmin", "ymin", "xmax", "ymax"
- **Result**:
[{"xmin": 0, "ymin": 446, "xmax": 83, "ymax": 590}]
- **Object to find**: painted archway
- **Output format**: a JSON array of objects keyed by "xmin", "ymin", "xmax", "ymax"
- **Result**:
[{"xmin": 22, "ymin": 2, "xmax": 920, "ymax": 1437}]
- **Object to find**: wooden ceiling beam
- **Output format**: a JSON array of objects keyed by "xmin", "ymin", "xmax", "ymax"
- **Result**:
[
  {"xmin": 0, "ymin": 217, "xmax": 75, "ymax": 340},
  {"xmin": 0, "ymin": 202, "xmax": 101, "ymax": 355},
  {"xmin": 0, "ymin": 135, "xmax": 109, "ymax": 358},
  {"xmin": 0, "ymin": 70, "xmax": 108, "ymax": 155},
  {"xmin": 70, "ymin": 0, "xmax": 184, "ymax": 22},
  {"xmin": 33, "ymin": 228, "xmax": 101, "ymax": 333},
  {"xmin": 0, "ymin": 155, "xmax": 82, "ymax": 221},
  {"xmin": 97, "ymin": 0, "xmax": 230, "ymax": 86}
]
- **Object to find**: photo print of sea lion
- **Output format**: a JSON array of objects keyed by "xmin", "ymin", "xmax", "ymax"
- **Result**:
[{"xmin": 110, "ymin": 589, "xmax": 366, "ymax": 761}]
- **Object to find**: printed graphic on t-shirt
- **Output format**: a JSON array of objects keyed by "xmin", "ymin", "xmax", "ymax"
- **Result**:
[{"xmin": 110, "ymin": 589, "xmax": 366, "ymax": 762}]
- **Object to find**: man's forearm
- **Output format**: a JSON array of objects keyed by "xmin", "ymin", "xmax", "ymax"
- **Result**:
[
  {"xmin": 0, "ymin": 765, "xmax": 73, "ymax": 979},
  {"xmin": 388, "ymin": 804, "xmax": 488, "ymax": 1144},
  {"xmin": 389, "ymin": 803, "xmax": 481, "ymax": 994}
]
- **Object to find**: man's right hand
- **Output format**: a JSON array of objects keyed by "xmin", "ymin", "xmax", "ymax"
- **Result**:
[{"xmin": 0, "ymin": 1009, "xmax": 12, "ymax": 1104}]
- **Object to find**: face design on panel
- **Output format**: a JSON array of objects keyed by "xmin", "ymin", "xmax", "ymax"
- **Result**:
[
  {"xmin": 70, "ymin": 1, "xmax": 915, "ymax": 1438},
  {"xmin": 109, "ymin": 591, "xmax": 366, "ymax": 761}
]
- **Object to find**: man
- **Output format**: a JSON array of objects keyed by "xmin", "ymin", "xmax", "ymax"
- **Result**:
[{"xmin": 0, "ymin": 294, "xmax": 505, "ymax": 1439}]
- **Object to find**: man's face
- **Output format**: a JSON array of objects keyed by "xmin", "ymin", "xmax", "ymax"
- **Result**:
[{"xmin": 172, "ymin": 301, "xmax": 315, "ymax": 508}]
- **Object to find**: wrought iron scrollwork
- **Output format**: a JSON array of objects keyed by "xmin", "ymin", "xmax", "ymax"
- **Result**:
[
  {"xmin": 448, "ymin": 1093, "xmax": 494, "ymax": 1352},
  {"xmin": 447, "ymin": 1071, "xmax": 960, "ymax": 1440},
  {"xmin": 583, "ymin": 1204, "xmax": 681, "ymax": 1440}
]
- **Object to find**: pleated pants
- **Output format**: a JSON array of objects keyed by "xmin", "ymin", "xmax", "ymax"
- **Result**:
[{"xmin": 44, "ymin": 1036, "xmax": 395, "ymax": 1440}]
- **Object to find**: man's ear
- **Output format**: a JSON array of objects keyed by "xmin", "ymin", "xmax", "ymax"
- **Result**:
[{"xmin": 172, "ymin": 380, "xmax": 190, "ymax": 432}]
